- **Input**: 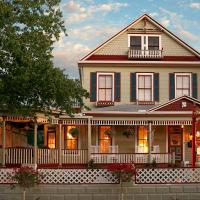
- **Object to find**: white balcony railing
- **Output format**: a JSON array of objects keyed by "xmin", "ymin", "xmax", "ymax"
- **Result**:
[{"xmin": 128, "ymin": 48, "xmax": 163, "ymax": 59}]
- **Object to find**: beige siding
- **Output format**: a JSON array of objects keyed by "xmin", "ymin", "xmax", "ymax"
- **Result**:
[
  {"xmin": 82, "ymin": 65, "xmax": 200, "ymax": 108},
  {"xmin": 95, "ymin": 19, "xmax": 195, "ymax": 56}
]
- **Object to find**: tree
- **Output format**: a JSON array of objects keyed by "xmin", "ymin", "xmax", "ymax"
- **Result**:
[{"xmin": 0, "ymin": 0, "xmax": 88, "ymax": 116}]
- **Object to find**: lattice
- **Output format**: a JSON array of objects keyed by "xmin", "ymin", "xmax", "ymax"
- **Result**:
[
  {"xmin": 136, "ymin": 168, "xmax": 200, "ymax": 184},
  {"xmin": 0, "ymin": 168, "xmax": 16, "ymax": 184},
  {"xmin": 38, "ymin": 169, "xmax": 119, "ymax": 184}
]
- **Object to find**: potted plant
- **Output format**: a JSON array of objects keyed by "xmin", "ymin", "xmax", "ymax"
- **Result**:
[
  {"xmin": 10, "ymin": 166, "xmax": 40, "ymax": 200},
  {"xmin": 122, "ymin": 127, "xmax": 135, "ymax": 138},
  {"xmin": 69, "ymin": 127, "xmax": 79, "ymax": 137}
]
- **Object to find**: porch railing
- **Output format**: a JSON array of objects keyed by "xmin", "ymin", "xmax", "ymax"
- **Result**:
[
  {"xmin": 37, "ymin": 149, "xmax": 59, "ymax": 164},
  {"xmin": 62, "ymin": 149, "xmax": 88, "ymax": 164},
  {"xmin": 91, "ymin": 153, "xmax": 171, "ymax": 164},
  {"xmin": 5, "ymin": 148, "xmax": 33, "ymax": 164},
  {"xmin": 128, "ymin": 48, "xmax": 163, "ymax": 59}
]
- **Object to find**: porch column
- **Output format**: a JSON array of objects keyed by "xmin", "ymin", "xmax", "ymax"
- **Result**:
[
  {"xmin": 58, "ymin": 121, "xmax": 62, "ymax": 166},
  {"xmin": 88, "ymin": 117, "xmax": 92, "ymax": 162},
  {"xmin": 33, "ymin": 118, "xmax": 38, "ymax": 165},
  {"xmin": 192, "ymin": 114, "xmax": 196, "ymax": 167},
  {"xmin": 148, "ymin": 121, "xmax": 152, "ymax": 163},
  {"xmin": 2, "ymin": 117, "xmax": 6, "ymax": 167}
]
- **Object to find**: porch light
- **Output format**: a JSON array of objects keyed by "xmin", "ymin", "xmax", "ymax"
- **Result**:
[{"xmin": 181, "ymin": 124, "xmax": 184, "ymax": 129}]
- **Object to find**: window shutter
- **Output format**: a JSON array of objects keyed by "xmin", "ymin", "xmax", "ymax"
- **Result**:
[
  {"xmin": 130, "ymin": 73, "xmax": 137, "ymax": 102},
  {"xmin": 169, "ymin": 73, "xmax": 175, "ymax": 100},
  {"xmin": 192, "ymin": 73, "xmax": 197, "ymax": 99},
  {"xmin": 115, "ymin": 73, "xmax": 121, "ymax": 102},
  {"xmin": 90, "ymin": 72, "xmax": 97, "ymax": 102},
  {"xmin": 154, "ymin": 73, "xmax": 159, "ymax": 102}
]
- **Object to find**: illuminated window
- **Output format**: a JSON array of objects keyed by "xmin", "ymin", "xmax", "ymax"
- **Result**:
[
  {"xmin": 65, "ymin": 126, "xmax": 78, "ymax": 150},
  {"xmin": 48, "ymin": 132, "xmax": 56, "ymax": 149},
  {"xmin": 99, "ymin": 126, "xmax": 112, "ymax": 153},
  {"xmin": 138, "ymin": 126, "xmax": 148, "ymax": 153}
]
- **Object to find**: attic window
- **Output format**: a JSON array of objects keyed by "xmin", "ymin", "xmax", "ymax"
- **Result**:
[{"xmin": 128, "ymin": 34, "xmax": 161, "ymax": 50}]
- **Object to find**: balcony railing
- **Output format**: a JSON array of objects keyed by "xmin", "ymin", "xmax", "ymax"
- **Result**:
[
  {"xmin": 96, "ymin": 101, "xmax": 114, "ymax": 107},
  {"xmin": 128, "ymin": 48, "xmax": 163, "ymax": 59}
]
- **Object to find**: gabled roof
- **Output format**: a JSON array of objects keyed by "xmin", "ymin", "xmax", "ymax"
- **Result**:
[
  {"xmin": 148, "ymin": 96, "xmax": 200, "ymax": 112},
  {"xmin": 80, "ymin": 14, "xmax": 200, "ymax": 62}
]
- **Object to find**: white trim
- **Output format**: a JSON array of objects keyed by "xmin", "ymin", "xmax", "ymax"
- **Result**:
[
  {"xmin": 96, "ymin": 72, "xmax": 114, "ymax": 102},
  {"xmin": 175, "ymin": 73, "xmax": 192, "ymax": 98},
  {"xmin": 128, "ymin": 34, "xmax": 162, "ymax": 50},
  {"xmin": 136, "ymin": 73, "xmax": 154, "ymax": 102},
  {"xmin": 80, "ymin": 14, "xmax": 200, "ymax": 61},
  {"xmin": 78, "ymin": 60, "xmax": 200, "ymax": 64}
]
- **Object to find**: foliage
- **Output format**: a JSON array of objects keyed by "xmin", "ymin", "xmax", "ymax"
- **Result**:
[
  {"xmin": 69, "ymin": 127, "xmax": 79, "ymax": 137},
  {"xmin": 151, "ymin": 158, "xmax": 157, "ymax": 168},
  {"xmin": 87, "ymin": 159, "xmax": 98, "ymax": 169},
  {"xmin": 10, "ymin": 166, "xmax": 39, "ymax": 190},
  {"xmin": 0, "ymin": 0, "xmax": 88, "ymax": 116},
  {"xmin": 107, "ymin": 163, "xmax": 135, "ymax": 182},
  {"xmin": 122, "ymin": 127, "xmax": 135, "ymax": 138},
  {"xmin": 104, "ymin": 128, "xmax": 114, "ymax": 137}
]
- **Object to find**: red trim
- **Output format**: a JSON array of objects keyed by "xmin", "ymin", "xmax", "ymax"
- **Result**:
[
  {"xmin": 86, "ymin": 55, "xmax": 200, "ymax": 61},
  {"xmin": 84, "ymin": 113, "xmax": 192, "ymax": 117}
]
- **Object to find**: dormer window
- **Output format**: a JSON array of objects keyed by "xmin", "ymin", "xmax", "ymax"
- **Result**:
[{"xmin": 128, "ymin": 34, "xmax": 162, "ymax": 59}]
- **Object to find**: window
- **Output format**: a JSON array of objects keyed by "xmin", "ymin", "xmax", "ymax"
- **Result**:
[
  {"xmin": 148, "ymin": 36, "xmax": 159, "ymax": 50},
  {"xmin": 175, "ymin": 73, "xmax": 191, "ymax": 98},
  {"xmin": 137, "ymin": 73, "xmax": 153, "ymax": 101},
  {"xmin": 130, "ymin": 36, "xmax": 142, "ymax": 50},
  {"xmin": 65, "ymin": 126, "xmax": 78, "ymax": 150},
  {"xmin": 47, "ymin": 132, "xmax": 56, "ymax": 149},
  {"xmin": 138, "ymin": 126, "xmax": 148, "ymax": 153},
  {"xmin": 128, "ymin": 34, "xmax": 161, "ymax": 50},
  {"xmin": 99, "ymin": 126, "xmax": 112, "ymax": 153},
  {"xmin": 97, "ymin": 73, "xmax": 114, "ymax": 102}
]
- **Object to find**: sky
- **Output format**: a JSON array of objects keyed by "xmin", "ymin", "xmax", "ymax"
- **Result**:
[{"xmin": 53, "ymin": 0, "xmax": 200, "ymax": 79}]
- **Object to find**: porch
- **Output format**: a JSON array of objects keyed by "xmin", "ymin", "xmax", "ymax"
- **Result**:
[{"xmin": 0, "ymin": 116, "xmax": 193, "ymax": 167}]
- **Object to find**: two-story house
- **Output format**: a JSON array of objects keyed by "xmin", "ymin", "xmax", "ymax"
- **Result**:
[
  {"xmin": 1, "ymin": 14, "xmax": 200, "ymax": 168},
  {"xmin": 77, "ymin": 14, "xmax": 200, "ymax": 165}
]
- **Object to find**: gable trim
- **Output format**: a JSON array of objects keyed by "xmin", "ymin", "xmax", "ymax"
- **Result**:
[
  {"xmin": 148, "ymin": 95, "xmax": 200, "ymax": 112},
  {"xmin": 80, "ymin": 14, "xmax": 200, "ymax": 62}
]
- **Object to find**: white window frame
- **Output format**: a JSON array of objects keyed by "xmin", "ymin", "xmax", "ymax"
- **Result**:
[
  {"xmin": 136, "ymin": 73, "xmax": 154, "ymax": 102},
  {"xmin": 96, "ymin": 72, "xmax": 114, "ymax": 102},
  {"xmin": 128, "ymin": 34, "xmax": 162, "ymax": 50},
  {"xmin": 175, "ymin": 73, "xmax": 192, "ymax": 98}
]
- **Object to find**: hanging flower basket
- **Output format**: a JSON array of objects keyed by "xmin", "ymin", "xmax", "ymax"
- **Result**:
[
  {"xmin": 104, "ymin": 128, "xmax": 113, "ymax": 137},
  {"xmin": 122, "ymin": 128, "xmax": 134, "ymax": 138},
  {"xmin": 69, "ymin": 127, "xmax": 79, "ymax": 137}
]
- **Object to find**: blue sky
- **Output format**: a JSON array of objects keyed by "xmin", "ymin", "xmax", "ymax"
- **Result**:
[{"xmin": 53, "ymin": 0, "xmax": 200, "ymax": 78}]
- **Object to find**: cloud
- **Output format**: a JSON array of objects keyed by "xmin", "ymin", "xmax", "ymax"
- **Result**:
[
  {"xmin": 160, "ymin": 18, "xmax": 170, "ymax": 27},
  {"xmin": 179, "ymin": 30, "xmax": 199, "ymax": 41},
  {"xmin": 190, "ymin": 2, "xmax": 200, "ymax": 9},
  {"xmin": 149, "ymin": 12, "xmax": 159, "ymax": 17},
  {"xmin": 64, "ymin": 1, "xmax": 128, "ymax": 24}
]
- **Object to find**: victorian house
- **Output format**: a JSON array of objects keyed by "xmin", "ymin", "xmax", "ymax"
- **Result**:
[{"xmin": 1, "ymin": 14, "xmax": 200, "ymax": 168}]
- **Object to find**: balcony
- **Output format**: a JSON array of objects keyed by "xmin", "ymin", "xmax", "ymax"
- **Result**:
[{"xmin": 128, "ymin": 48, "xmax": 163, "ymax": 59}]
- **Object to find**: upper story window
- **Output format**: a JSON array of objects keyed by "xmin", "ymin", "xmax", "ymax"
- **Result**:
[
  {"xmin": 137, "ymin": 73, "xmax": 153, "ymax": 102},
  {"xmin": 175, "ymin": 73, "xmax": 191, "ymax": 98},
  {"xmin": 97, "ymin": 73, "xmax": 114, "ymax": 102},
  {"xmin": 128, "ymin": 34, "xmax": 162, "ymax": 59},
  {"xmin": 128, "ymin": 34, "xmax": 161, "ymax": 50}
]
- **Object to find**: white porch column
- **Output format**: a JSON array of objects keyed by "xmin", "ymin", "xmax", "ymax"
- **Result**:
[
  {"xmin": 58, "ymin": 122, "xmax": 62, "ymax": 166},
  {"xmin": 148, "ymin": 121, "xmax": 152, "ymax": 163},
  {"xmin": 88, "ymin": 117, "xmax": 92, "ymax": 162},
  {"xmin": 33, "ymin": 118, "xmax": 38, "ymax": 165},
  {"xmin": 2, "ymin": 117, "xmax": 6, "ymax": 167}
]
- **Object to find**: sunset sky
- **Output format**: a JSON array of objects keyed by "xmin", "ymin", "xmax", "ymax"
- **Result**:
[{"xmin": 53, "ymin": 0, "xmax": 200, "ymax": 78}]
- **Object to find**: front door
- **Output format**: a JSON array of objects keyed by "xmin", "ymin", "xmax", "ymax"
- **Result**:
[{"xmin": 168, "ymin": 126, "xmax": 183, "ymax": 163}]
